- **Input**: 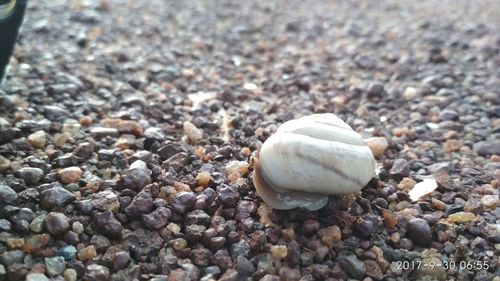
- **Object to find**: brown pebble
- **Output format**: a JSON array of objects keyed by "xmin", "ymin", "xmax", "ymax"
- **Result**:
[
  {"xmin": 78, "ymin": 245, "xmax": 97, "ymax": 261},
  {"xmin": 364, "ymin": 137, "xmax": 388, "ymax": 157},
  {"xmin": 318, "ymin": 225, "xmax": 341, "ymax": 248},
  {"xmin": 58, "ymin": 166, "xmax": 83, "ymax": 184},
  {"xmin": 79, "ymin": 116, "xmax": 93, "ymax": 127}
]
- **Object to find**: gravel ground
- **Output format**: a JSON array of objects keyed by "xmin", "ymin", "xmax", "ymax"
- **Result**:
[{"xmin": 0, "ymin": 0, "xmax": 499, "ymax": 280}]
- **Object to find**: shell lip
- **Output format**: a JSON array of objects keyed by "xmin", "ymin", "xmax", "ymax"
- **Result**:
[{"xmin": 252, "ymin": 155, "xmax": 329, "ymax": 211}]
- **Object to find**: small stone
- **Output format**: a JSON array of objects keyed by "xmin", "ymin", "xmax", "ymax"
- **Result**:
[
  {"xmin": 125, "ymin": 191, "xmax": 153, "ymax": 218},
  {"xmin": 443, "ymin": 139, "xmax": 462, "ymax": 153},
  {"xmin": 27, "ymin": 130, "xmax": 47, "ymax": 148},
  {"xmin": 339, "ymin": 255, "xmax": 366, "ymax": 279},
  {"xmin": 91, "ymin": 190, "xmax": 120, "ymax": 212},
  {"xmin": 367, "ymin": 82, "xmax": 384, "ymax": 98},
  {"xmin": 403, "ymin": 87, "xmax": 418, "ymax": 100},
  {"xmin": 318, "ymin": 225, "xmax": 342, "ymax": 248},
  {"xmin": 0, "ymin": 250, "xmax": 24, "ymax": 266},
  {"xmin": 6, "ymin": 238, "xmax": 24, "ymax": 249},
  {"xmin": 26, "ymin": 273, "xmax": 49, "ymax": 281},
  {"xmin": 183, "ymin": 121, "xmax": 203, "ymax": 143},
  {"xmin": 447, "ymin": 212, "xmax": 476, "ymax": 223},
  {"xmin": 191, "ymin": 248, "xmax": 211, "ymax": 266},
  {"xmin": 0, "ymin": 184, "xmax": 17, "ymax": 204},
  {"xmin": 58, "ymin": 166, "xmax": 83, "ymax": 184},
  {"xmin": 171, "ymin": 238, "xmax": 188, "ymax": 251},
  {"xmin": 45, "ymin": 212, "xmax": 70, "ymax": 236},
  {"xmin": 474, "ymin": 141, "xmax": 500, "ymax": 156},
  {"xmin": 57, "ymin": 245, "xmax": 77, "ymax": 261},
  {"xmin": 225, "ymin": 161, "xmax": 249, "ymax": 176},
  {"xmin": 172, "ymin": 192, "xmax": 196, "ymax": 214},
  {"xmin": 406, "ymin": 218, "xmax": 432, "ymax": 247},
  {"xmin": 90, "ymin": 127, "xmax": 119, "ymax": 138},
  {"xmin": 74, "ymin": 142, "xmax": 94, "ymax": 159},
  {"xmin": 142, "ymin": 207, "xmax": 171, "ymax": 230},
  {"xmin": 390, "ymin": 159, "xmax": 410, "ymax": 177},
  {"xmin": 117, "ymin": 120, "xmax": 143, "ymax": 136},
  {"xmin": 311, "ymin": 264, "xmax": 330, "ymax": 280},
  {"xmin": 270, "ymin": 245, "xmax": 287, "ymax": 260},
  {"xmin": 397, "ymin": 177, "xmax": 416, "ymax": 191},
  {"xmin": 235, "ymin": 256, "xmax": 255, "ymax": 277},
  {"xmin": 427, "ymin": 162, "xmax": 451, "ymax": 175},
  {"xmin": 16, "ymin": 167, "xmax": 44, "ymax": 185},
  {"xmin": 113, "ymin": 251, "xmax": 131, "ymax": 271},
  {"xmin": 0, "ymin": 155, "xmax": 11, "ymax": 171},
  {"xmin": 116, "ymin": 160, "xmax": 151, "ymax": 191},
  {"xmin": 219, "ymin": 185, "xmax": 240, "ymax": 207},
  {"xmin": 123, "ymin": 228, "xmax": 163, "ymax": 257},
  {"xmin": 364, "ymin": 260, "xmax": 383, "ymax": 280},
  {"xmin": 78, "ymin": 245, "xmax": 97, "ymax": 261},
  {"xmin": 62, "ymin": 119, "xmax": 81, "ymax": 134},
  {"xmin": 364, "ymin": 137, "xmax": 388, "ymax": 157},
  {"xmin": 45, "ymin": 256, "xmax": 66, "ymax": 276},
  {"xmin": 63, "ymin": 268, "xmax": 78, "ymax": 281},
  {"xmin": 219, "ymin": 268, "xmax": 238, "ymax": 281},
  {"xmin": 196, "ymin": 171, "xmax": 212, "ymax": 186},
  {"xmin": 54, "ymin": 132, "xmax": 71, "ymax": 147},
  {"xmin": 0, "ymin": 219, "xmax": 11, "ymax": 231},
  {"xmin": 481, "ymin": 195, "xmax": 499, "ymax": 208},
  {"xmin": 94, "ymin": 211, "xmax": 123, "ymax": 239},
  {"xmin": 86, "ymin": 264, "xmax": 110, "ymax": 280},
  {"xmin": 79, "ymin": 116, "xmax": 93, "ymax": 127},
  {"xmin": 72, "ymin": 221, "xmax": 84, "ymax": 234},
  {"xmin": 40, "ymin": 186, "xmax": 76, "ymax": 209}
]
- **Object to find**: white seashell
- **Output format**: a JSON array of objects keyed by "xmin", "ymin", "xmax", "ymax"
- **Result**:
[{"xmin": 253, "ymin": 113, "xmax": 376, "ymax": 211}]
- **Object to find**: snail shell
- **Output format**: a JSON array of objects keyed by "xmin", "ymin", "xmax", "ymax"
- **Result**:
[{"xmin": 253, "ymin": 113, "xmax": 376, "ymax": 210}]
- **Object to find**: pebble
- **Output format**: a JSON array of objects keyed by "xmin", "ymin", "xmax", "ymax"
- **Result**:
[
  {"xmin": 0, "ymin": 155, "xmax": 11, "ymax": 171},
  {"xmin": 474, "ymin": 141, "xmax": 500, "ymax": 156},
  {"xmin": 123, "ymin": 228, "xmax": 163, "ymax": 257},
  {"xmin": 57, "ymin": 245, "xmax": 77, "ymax": 261},
  {"xmin": 63, "ymin": 268, "xmax": 77, "ymax": 281},
  {"xmin": 91, "ymin": 190, "xmax": 120, "ymax": 212},
  {"xmin": 183, "ymin": 121, "xmax": 203, "ymax": 143},
  {"xmin": 6, "ymin": 238, "xmax": 24, "ymax": 249},
  {"xmin": 86, "ymin": 264, "xmax": 110, "ymax": 280},
  {"xmin": 403, "ymin": 87, "xmax": 418, "ymax": 100},
  {"xmin": 58, "ymin": 166, "xmax": 83, "ymax": 184},
  {"xmin": 390, "ymin": 159, "xmax": 410, "ymax": 177},
  {"xmin": 125, "ymin": 191, "xmax": 153, "ymax": 218},
  {"xmin": 270, "ymin": 245, "xmax": 287, "ymax": 260},
  {"xmin": 0, "ymin": 184, "xmax": 18, "ymax": 204},
  {"xmin": 235, "ymin": 256, "xmax": 255, "ymax": 277},
  {"xmin": 364, "ymin": 137, "xmax": 388, "ymax": 157},
  {"xmin": 196, "ymin": 171, "xmax": 212, "ymax": 186},
  {"xmin": 16, "ymin": 167, "xmax": 44, "ymax": 185},
  {"xmin": 113, "ymin": 251, "xmax": 131, "ymax": 271},
  {"xmin": 142, "ymin": 206, "xmax": 171, "ymax": 230},
  {"xmin": 44, "ymin": 212, "xmax": 70, "ymax": 236},
  {"xmin": 219, "ymin": 185, "xmax": 240, "ymax": 206},
  {"xmin": 40, "ymin": 186, "xmax": 76, "ymax": 209},
  {"xmin": 90, "ymin": 127, "xmax": 119, "ymax": 138},
  {"xmin": 225, "ymin": 161, "xmax": 249, "ymax": 176},
  {"xmin": 78, "ymin": 245, "xmax": 97, "ymax": 261},
  {"xmin": 45, "ymin": 256, "xmax": 66, "ymax": 276},
  {"xmin": 406, "ymin": 218, "xmax": 432, "ymax": 247},
  {"xmin": 339, "ymin": 255, "xmax": 366, "ymax": 279},
  {"xmin": 26, "ymin": 273, "xmax": 49, "ymax": 281},
  {"xmin": 0, "ymin": 250, "xmax": 24, "ymax": 267},
  {"xmin": 62, "ymin": 119, "xmax": 81, "ymax": 134},
  {"xmin": 172, "ymin": 192, "xmax": 196, "ymax": 214},
  {"xmin": 27, "ymin": 130, "xmax": 47, "ymax": 148},
  {"xmin": 117, "ymin": 160, "xmax": 151, "ymax": 191},
  {"xmin": 447, "ymin": 211, "xmax": 476, "ymax": 223},
  {"xmin": 364, "ymin": 260, "xmax": 383, "ymax": 280},
  {"xmin": 0, "ymin": 219, "xmax": 11, "ymax": 231},
  {"xmin": 319, "ymin": 225, "xmax": 342, "ymax": 248},
  {"xmin": 481, "ymin": 195, "xmax": 499, "ymax": 208}
]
